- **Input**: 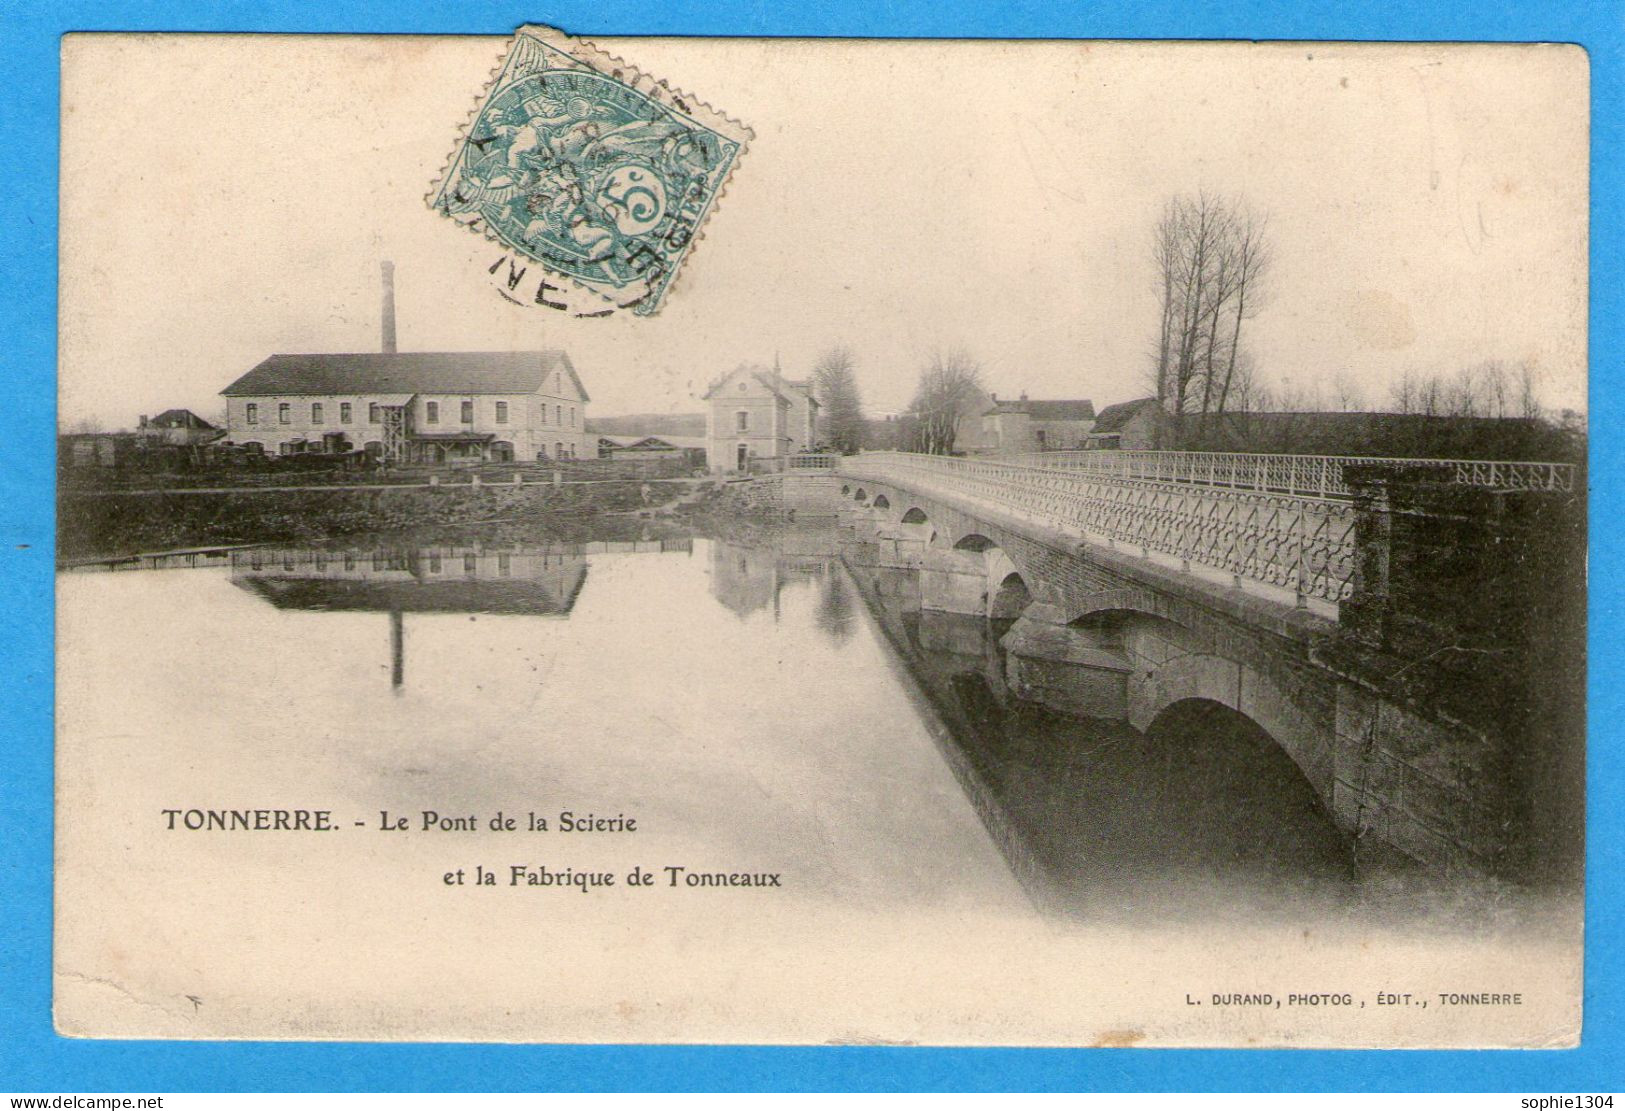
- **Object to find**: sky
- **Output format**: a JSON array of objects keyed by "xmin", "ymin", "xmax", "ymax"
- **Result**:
[{"xmin": 59, "ymin": 35, "xmax": 1588, "ymax": 428}]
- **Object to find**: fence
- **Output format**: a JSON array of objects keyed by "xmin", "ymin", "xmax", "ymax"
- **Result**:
[
  {"xmin": 1000, "ymin": 449, "xmax": 1576, "ymax": 499},
  {"xmin": 744, "ymin": 453, "xmax": 839, "ymax": 475},
  {"xmin": 840, "ymin": 452, "xmax": 1357, "ymax": 604}
]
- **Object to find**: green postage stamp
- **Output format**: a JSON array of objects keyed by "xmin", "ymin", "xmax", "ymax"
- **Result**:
[{"xmin": 429, "ymin": 25, "xmax": 752, "ymax": 316}]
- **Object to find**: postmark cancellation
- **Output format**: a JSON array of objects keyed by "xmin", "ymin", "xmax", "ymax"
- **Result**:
[{"xmin": 428, "ymin": 25, "xmax": 753, "ymax": 316}]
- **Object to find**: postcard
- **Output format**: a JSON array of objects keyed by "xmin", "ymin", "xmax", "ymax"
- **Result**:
[{"xmin": 54, "ymin": 31, "xmax": 1587, "ymax": 1046}]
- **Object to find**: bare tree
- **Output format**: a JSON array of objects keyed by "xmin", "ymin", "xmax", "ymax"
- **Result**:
[
  {"xmin": 1153, "ymin": 192, "xmax": 1230, "ymax": 417},
  {"xmin": 1276, "ymin": 377, "xmax": 1324, "ymax": 413},
  {"xmin": 1442, "ymin": 363, "xmax": 1483, "ymax": 417},
  {"xmin": 1213, "ymin": 206, "xmax": 1271, "ymax": 418},
  {"xmin": 1225, "ymin": 351, "xmax": 1267, "ymax": 413},
  {"xmin": 1480, "ymin": 360, "xmax": 1511, "ymax": 419},
  {"xmin": 1150, "ymin": 192, "xmax": 1272, "ymax": 442},
  {"xmin": 906, "ymin": 349, "xmax": 984, "ymax": 455},
  {"xmin": 1329, "ymin": 371, "xmax": 1366, "ymax": 412},
  {"xmin": 1515, "ymin": 361, "xmax": 1543, "ymax": 420},
  {"xmin": 1416, "ymin": 373, "xmax": 1442, "ymax": 417},
  {"xmin": 812, "ymin": 345, "xmax": 866, "ymax": 454},
  {"xmin": 1151, "ymin": 200, "xmax": 1181, "ymax": 405},
  {"xmin": 1388, "ymin": 370, "xmax": 1420, "ymax": 414}
]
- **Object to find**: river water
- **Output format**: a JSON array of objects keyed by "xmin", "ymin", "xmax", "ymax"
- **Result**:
[{"xmin": 53, "ymin": 519, "xmax": 1577, "ymax": 1043}]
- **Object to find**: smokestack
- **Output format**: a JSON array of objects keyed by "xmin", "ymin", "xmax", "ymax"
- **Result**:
[{"xmin": 381, "ymin": 261, "xmax": 397, "ymax": 354}]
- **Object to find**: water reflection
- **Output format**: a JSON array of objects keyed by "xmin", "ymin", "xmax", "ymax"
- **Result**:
[
  {"xmin": 691, "ymin": 527, "xmax": 1358, "ymax": 921},
  {"xmin": 837, "ymin": 533, "xmax": 1358, "ymax": 923},
  {"xmin": 706, "ymin": 530, "xmax": 858, "ymax": 646},
  {"xmin": 229, "ymin": 539, "xmax": 691, "ymax": 689},
  {"xmin": 66, "ymin": 523, "xmax": 1418, "ymax": 926}
]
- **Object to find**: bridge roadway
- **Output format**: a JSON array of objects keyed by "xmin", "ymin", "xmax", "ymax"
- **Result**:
[{"xmin": 833, "ymin": 450, "xmax": 1583, "ymax": 882}]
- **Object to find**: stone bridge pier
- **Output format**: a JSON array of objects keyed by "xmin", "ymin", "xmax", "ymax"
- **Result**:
[{"xmin": 837, "ymin": 466, "xmax": 1584, "ymax": 884}]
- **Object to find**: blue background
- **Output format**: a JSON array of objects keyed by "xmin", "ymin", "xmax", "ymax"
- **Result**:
[{"xmin": 2, "ymin": 0, "xmax": 1618, "ymax": 1092}]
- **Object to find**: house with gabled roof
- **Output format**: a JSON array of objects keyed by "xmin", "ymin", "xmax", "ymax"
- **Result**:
[
  {"xmin": 1087, "ymin": 397, "xmax": 1172, "ymax": 450},
  {"xmin": 980, "ymin": 393, "xmax": 1096, "ymax": 453},
  {"xmin": 138, "ymin": 409, "xmax": 225, "ymax": 447},
  {"xmin": 701, "ymin": 361, "xmax": 819, "ymax": 473},
  {"xmin": 220, "ymin": 350, "xmax": 592, "ymax": 464}
]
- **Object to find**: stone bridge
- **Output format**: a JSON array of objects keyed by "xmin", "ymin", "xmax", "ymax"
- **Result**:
[{"xmin": 837, "ymin": 451, "xmax": 1584, "ymax": 882}]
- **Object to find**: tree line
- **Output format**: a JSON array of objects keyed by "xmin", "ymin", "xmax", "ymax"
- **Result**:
[
  {"xmin": 797, "ymin": 186, "xmax": 1573, "ymax": 457},
  {"xmin": 809, "ymin": 344, "xmax": 990, "ymax": 456}
]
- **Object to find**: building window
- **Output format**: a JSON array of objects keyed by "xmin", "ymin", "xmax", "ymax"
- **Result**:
[
  {"xmin": 461, "ymin": 400, "xmax": 473, "ymax": 423},
  {"xmin": 311, "ymin": 402, "xmax": 324, "ymax": 423},
  {"xmin": 279, "ymin": 441, "xmax": 291, "ymax": 455},
  {"xmin": 369, "ymin": 403, "xmax": 380, "ymax": 423},
  {"xmin": 428, "ymin": 554, "xmax": 441, "ymax": 574},
  {"xmin": 554, "ymin": 405, "xmax": 562, "ymax": 425},
  {"xmin": 340, "ymin": 402, "xmax": 352, "ymax": 424},
  {"xmin": 426, "ymin": 401, "xmax": 439, "ymax": 424},
  {"xmin": 497, "ymin": 553, "xmax": 511, "ymax": 577},
  {"xmin": 279, "ymin": 403, "xmax": 290, "ymax": 424},
  {"xmin": 245, "ymin": 403, "xmax": 258, "ymax": 425},
  {"xmin": 569, "ymin": 406, "xmax": 576, "ymax": 428},
  {"xmin": 555, "ymin": 441, "xmax": 563, "ymax": 459},
  {"xmin": 463, "ymin": 553, "xmax": 477, "ymax": 574},
  {"xmin": 736, "ymin": 410, "xmax": 749, "ymax": 432},
  {"xmin": 495, "ymin": 401, "xmax": 508, "ymax": 424}
]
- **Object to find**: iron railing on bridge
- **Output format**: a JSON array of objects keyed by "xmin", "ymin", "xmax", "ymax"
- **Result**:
[
  {"xmin": 1002, "ymin": 450, "xmax": 1576, "ymax": 499},
  {"xmin": 840, "ymin": 452, "xmax": 1361, "ymax": 604},
  {"xmin": 743, "ymin": 453, "xmax": 838, "ymax": 475}
]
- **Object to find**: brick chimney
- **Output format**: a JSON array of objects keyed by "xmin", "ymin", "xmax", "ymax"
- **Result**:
[{"xmin": 381, "ymin": 260, "xmax": 397, "ymax": 354}]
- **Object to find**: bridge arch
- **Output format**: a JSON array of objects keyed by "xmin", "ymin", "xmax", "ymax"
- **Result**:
[
  {"xmin": 990, "ymin": 571, "xmax": 1033, "ymax": 620},
  {"xmin": 943, "ymin": 534, "xmax": 1030, "ymax": 620},
  {"xmin": 896, "ymin": 507, "xmax": 937, "ymax": 545},
  {"xmin": 1145, "ymin": 697, "xmax": 1354, "ymax": 873},
  {"xmin": 1129, "ymin": 651, "xmax": 1333, "ymax": 817},
  {"xmin": 872, "ymin": 494, "xmax": 890, "ymax": 510}
]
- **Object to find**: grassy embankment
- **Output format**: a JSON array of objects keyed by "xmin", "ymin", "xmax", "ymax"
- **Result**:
[{"xmin": 58, "ymin": 479, "xmax": 699, "ymax": 564}]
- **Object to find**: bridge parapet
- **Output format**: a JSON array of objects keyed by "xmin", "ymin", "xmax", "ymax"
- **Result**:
[
  {"xmin": 1004, "ymin": 450, "xmax": 1576, "ymax": 499},
  {"xmin": 841, "ymin": 451, "xmax": 1357, "ymax": 605}
]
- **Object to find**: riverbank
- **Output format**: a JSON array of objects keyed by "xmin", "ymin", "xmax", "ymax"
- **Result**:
[{"xmin": 57, "ymin": 479, "xmax": 711, "ymax": 564}]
